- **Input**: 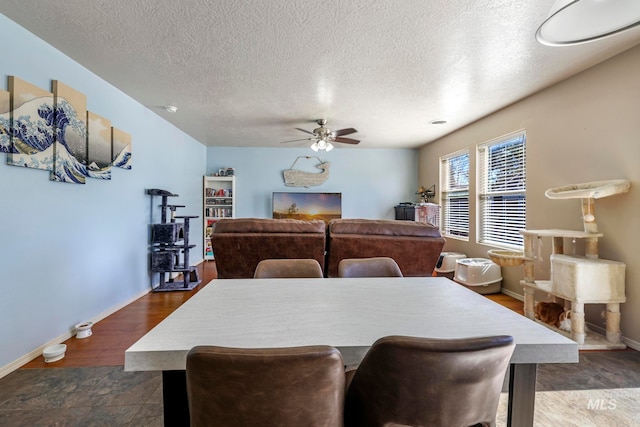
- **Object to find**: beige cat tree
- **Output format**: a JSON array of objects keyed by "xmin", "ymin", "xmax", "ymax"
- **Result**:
[{"xmin": 489, "ymin": 179, "xmax": 630, "ymax": 349}]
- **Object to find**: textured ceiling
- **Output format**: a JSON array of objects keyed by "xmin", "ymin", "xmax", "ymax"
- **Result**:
[{"xmin": 1, "ymin": 1, "xmax": 639, "ymax": 148}]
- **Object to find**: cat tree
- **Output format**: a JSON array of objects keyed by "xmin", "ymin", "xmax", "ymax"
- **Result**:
[
  {"xmin": 489, "ymin": 179, "xmax": 630, "ymax": 349},
  {"xmin": 147, "ymin": 189, "xmax": 200, "ymax": 292}
]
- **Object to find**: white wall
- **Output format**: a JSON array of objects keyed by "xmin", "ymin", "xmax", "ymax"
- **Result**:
[
  {"xmin": 0, "ymin": 15, "xmax": 207, "ymax": 372},
  {"xmin": 207, "ymin": 147, "xmax": 420, "ymax": 219},
  {"xmin": 418, "ymin": 44, "xmax": 640, "ymax": 347}
]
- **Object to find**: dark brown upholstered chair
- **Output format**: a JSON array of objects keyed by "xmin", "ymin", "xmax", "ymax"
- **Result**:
[
  {"xmin": 337, "ymin": 257, "xmax": 403, "ymax": 278},
  {"xmin": 344, "ymin": 335, "xmax": 515, "ymax": 427},
  {"xmin": 186, "ymin": 345, "xmax": 345, "ymax": 427},
  {"xmin": 210, "ymin": 218, "xmax": 327, "ymax": 278},
  {"xmin": 254, "ymin": 258, "xmax": 324, "ymax": 278},
  {"xmin": 326, "ymin": 218, "xmax": 445, "ymax": 277}
]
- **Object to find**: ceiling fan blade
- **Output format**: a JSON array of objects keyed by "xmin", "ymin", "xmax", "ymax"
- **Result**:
[
  {"xmin": 280, "ymin": 137, "xmax": 313, "ymax": 144},
  {"xmin": 332, "ymin": 128, "xmax": 358, "ymax": 137},
  {"xmin": 294, "ymin": 127, "xmax": 315, "ymax": 135},
  {"xmin": 334, "ymin": 137, "xmax": 360, "ymax": 144}
]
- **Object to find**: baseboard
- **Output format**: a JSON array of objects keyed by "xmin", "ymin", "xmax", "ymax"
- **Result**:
[
  {"xmin": 586, "ymin": 322, "xmax": 640, "ymax": 351},
  {"xmin": 500, "ymin": 288, "xmax": 524, "ymax": 301},
  {"xmin": 0, "ymin": 288, "xmax": 151, "ymax": 380}
]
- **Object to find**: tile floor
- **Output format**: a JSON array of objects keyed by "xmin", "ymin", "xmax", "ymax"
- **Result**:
[{"xmin": 1, "ymin": 350, "xmax": 639, "ymax": 426}]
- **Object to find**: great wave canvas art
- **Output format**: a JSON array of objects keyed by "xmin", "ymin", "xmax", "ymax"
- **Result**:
[{"xmin": 1, "ymin": 75, "xmax": 130, "ymax": 185}]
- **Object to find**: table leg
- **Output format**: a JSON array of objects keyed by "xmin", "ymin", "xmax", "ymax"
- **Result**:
[
  {"xmin": 507, "ymin": 363, "xmax": 537, "ymax": 427},
  {"xmin": 162, "ymin": 370, "xmax": 190, "ymax": 426}
]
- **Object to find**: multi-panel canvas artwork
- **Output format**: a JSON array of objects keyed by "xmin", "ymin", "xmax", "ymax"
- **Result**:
[{"xmin": 1, "ymin": 76, "xmax": 131, "ymax": 184}]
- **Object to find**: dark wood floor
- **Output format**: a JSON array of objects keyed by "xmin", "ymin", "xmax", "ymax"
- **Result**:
[
  {"xmin": 21, "ymin": 261, "xmax": 219, "ymax": 369},
  {"xmin": 21, "ymin": 262, "xmax": 523, "ymax": 369}
]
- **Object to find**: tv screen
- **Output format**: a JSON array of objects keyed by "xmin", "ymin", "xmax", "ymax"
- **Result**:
[{"xmin": 272, "ymin": 192, "xmax": 342, "ymax": 222}]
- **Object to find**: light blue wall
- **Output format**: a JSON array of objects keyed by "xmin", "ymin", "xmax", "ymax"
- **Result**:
[
  {"xmin": 0, "ymin": 15, "xmax": 206, "ymax": 369},
  {"xmin": 206, "ymin": 147, "xmax": 419, "ymax": 219}
]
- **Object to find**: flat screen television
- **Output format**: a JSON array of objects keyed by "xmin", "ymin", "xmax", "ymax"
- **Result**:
[{"xmin": 272, "ymin": 192, "xmax": 342, "ymax": 223}]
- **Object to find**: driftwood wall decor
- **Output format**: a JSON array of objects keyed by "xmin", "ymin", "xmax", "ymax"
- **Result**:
[{"xmin": 283, "ymin": 156, "xmax": 329, "ymax": 187}]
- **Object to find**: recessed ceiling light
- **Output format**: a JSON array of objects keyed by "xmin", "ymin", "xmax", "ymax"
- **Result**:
[
  {"xmin": 164, "ymin": 105, "xmax": 178, "ymax": 113},
  {"xmin": 430, "ymin": 120, "xmax": 447, "ymax": 125}
]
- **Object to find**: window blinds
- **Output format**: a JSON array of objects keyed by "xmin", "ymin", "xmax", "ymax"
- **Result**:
[
  {"xmin": 440, "ymin": 151, "xmax": 469, "ymax": 239},
  {"xmin": 478, "ymin": 131, "xmax": 526, "ymax": 248}
]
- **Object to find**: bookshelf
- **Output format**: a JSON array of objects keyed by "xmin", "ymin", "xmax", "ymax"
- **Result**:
[{"xmin": 203, "ymin": 175, "xmax": 236, "ymax": 259}]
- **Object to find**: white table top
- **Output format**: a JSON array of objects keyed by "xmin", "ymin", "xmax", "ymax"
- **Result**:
[{"xmin": 125, "ymin": 277, "xmax": 578, "ymax": 371}]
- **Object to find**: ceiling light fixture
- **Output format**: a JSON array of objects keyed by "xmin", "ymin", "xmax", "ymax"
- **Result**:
[
  {"xmin": 164, "ymin": 105, "xmax": 178, "ymax": 113},
  {"xmin": 536, "ymin": 0, "xmax": 640, "ymax": 46},
  {"xmin": 310, "ymin": 138, "xmax": 333, "ymax": 152}
]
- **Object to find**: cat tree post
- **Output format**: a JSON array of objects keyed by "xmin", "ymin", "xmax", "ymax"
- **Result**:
[
  {"xmin": 570, "ymin": 301, "xmax": 586, "ymax": 345},
  {"xmin": 522, "ymin": 233, "xmax": 536, "ymax": 319},
  {"xmin": 606, "ymin": 303, "xmax": 621, "ymax": 344}
]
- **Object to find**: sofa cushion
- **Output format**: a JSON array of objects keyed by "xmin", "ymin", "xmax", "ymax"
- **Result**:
[
  {"xmin": 210, "ymin": 218, "xmax": 327, "ymax": 279},
  {"xmin": 326, "ymin": 219, "xmax": 445, "ymax": 278},
  {"xmin": 329, "ymin": 219, "xmax": 441, "ymax": 238},
  {"xmin": 213, "ymin": 218, "xmax": 326, "ymax": 234}
]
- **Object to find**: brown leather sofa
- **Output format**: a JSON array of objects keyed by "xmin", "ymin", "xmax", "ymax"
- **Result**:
[
  {"xmin": 326, "ymin": 219, "xmax": 445, "ymax": 277},
  {"xmin": 210, "ymin": 218, "xmax": 327, "ymax": 278}
]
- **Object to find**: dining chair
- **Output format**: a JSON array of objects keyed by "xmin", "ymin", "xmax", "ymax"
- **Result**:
[
  {"xmin": 253, "ymin": 258, "xmax": 324, "ymax": 278},
  {"xmin": 344, "ymin": 335, "xmax": 515, "ymax": 427},
  {"xmin": 186, "ymin": 345, "xmax": 345, "ymax": 427},
  {"xmin": 337, "ymin": 257, "xmax": 403, "ymax": 278}
]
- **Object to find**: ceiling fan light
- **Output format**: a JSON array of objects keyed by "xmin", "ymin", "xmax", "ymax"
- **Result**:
[
  {"xmin": 317, "ymin": 139, "xmax": 327, "ymax": 150},
  {"xmin": 536, "ymin": 0, "xmax": 640, "ymax": 46},
  {"xmin": 310, "ymin": 142, "xmax": 319, "ymax": 152},
  {"xmin": 325, "ymin": 142, "xmax": 334, "ymax": 152}
]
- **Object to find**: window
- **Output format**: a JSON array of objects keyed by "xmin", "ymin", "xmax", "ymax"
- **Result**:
[
  {"xmin": 440, "ymin": 150, "xmax": 469, "ymax": 239},
  {"xmin": 477, "ymin": 131, "xmax": 526, "ymax": 248}
]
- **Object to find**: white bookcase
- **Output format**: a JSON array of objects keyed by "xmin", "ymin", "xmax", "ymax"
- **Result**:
[{"xmin": 203, "ymin": 175, "xmax": 235, "ymax": 260}]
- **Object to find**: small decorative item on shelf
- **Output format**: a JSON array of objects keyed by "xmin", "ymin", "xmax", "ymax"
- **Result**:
[
  {"xmin": 416, "ymin": 185, "xmax": 436, "ymax": 203},
  {"xmin": 215, "ymin": 167, "xmax": 235, "ymax": 177}
]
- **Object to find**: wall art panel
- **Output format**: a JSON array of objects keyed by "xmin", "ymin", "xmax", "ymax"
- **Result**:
[
  {"xmin": 7, "ymin": 76, "xmax": 54, "ymax": 170},
  {"xmin": 51, "ymin": 80, "xmax": 87, "ymax": 184},
  {"xmin": 112, "ymin": 127, "xmax": 132, "ymax": 169},
  {"xmin": 0, "ymin": 90, "xmax": 9, "ymax": 153},
  {"xmin": 87, "ymin": 111, "xmax": 112, "ymax": 180}
]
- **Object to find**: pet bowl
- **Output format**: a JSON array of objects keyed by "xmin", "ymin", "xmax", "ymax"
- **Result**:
[
  {"xmin": 43, "ymin": 344, "xmax": 67, "ymax": 363},
  {"xmin": 75, "ymin": 321, "xmax": 93, "ymax": 339}
]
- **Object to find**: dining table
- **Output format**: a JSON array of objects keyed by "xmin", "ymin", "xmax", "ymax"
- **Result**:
[{"xmin": 125, "ymin": 276, "xmax": 578, "ymax": 426}]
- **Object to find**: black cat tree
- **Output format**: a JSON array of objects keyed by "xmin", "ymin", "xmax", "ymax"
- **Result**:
[{"xmin": 146, "ymin": 189, "xmax": 200, "ymax": 292}]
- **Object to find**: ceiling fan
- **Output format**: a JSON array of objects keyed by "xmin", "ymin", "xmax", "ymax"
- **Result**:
[{"xmin": 281, "ymin": 119, "xmax": 360, "ymax": 151}]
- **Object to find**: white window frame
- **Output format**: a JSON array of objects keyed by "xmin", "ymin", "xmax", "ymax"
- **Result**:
[
  {"xmin": 477, "ymin": 130, "xmax": 526, "ymax": 249},
  {"xmin": 440, "ymin": 149, "xmax": 469, "ymax": 240}
]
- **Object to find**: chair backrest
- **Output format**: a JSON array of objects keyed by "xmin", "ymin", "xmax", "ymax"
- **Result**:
[
  {"xmin": 187, "ymin": 345, "xmax": 345, "ymax": 427},
  {"xmin": 253, "ymin": 258, "xmax": 324, "ymax": 278},
  {"xmin": 344, "ymin": 335, "xmax": 515, "ymax": 427},
  {"xmin": 338, "ymin": 257, "xmax": 403, "ymax": 278}
]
